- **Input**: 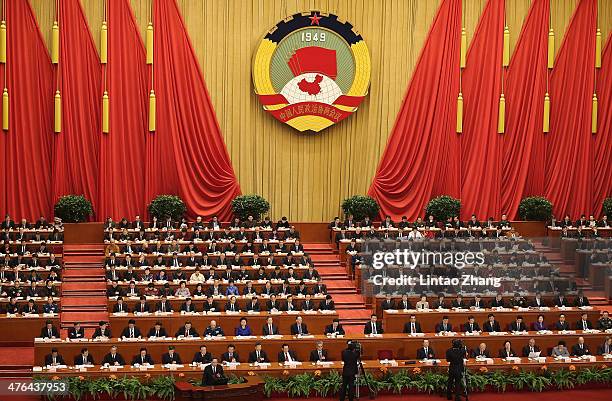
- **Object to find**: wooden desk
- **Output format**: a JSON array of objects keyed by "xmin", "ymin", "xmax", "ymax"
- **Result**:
[
  {"xmin": 175, "ymin": 377, "xmax": 264, "ymax": 401},
  {"xmin": 33, "ymin": 332, "xmax": 609, "ymax": 366},
  {"xmin": 109, "ymin": 311, "xmax": 337, "ymax": 338},
  {"xmin": 382, "ymin": 309, "xmax": 599, "ymax": 333},
  {"xmin": 111, "ymin": 296, "xmax": 327, "ymax": 312},
  {"xmin": 0, "ymin": 315, "xmax": 60, "ymax": 343},
  {"xmin": 33, "ymin": 356, "xmax": 611, "ymax": 380}
]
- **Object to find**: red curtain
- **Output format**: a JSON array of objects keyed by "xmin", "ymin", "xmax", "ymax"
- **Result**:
[
  {"xmin": 593, "ymin": 34, "xmax": 612, "ymax": 214},
  {"xmin": 501, "ymin": 0, "xmax": 549, "ymax": 219},
  {"xmin": 460, "ymin": 0, "xmax": 505, "ymax": 220},
  {"xmin": 1, "ymin": 0, "xmax": 54, "ymax": 220},
  {"xmin": 98, "ymin": 0, "xmax": 148, "ymax": 220},
  {"xmin": 545, "ymin": 0, "xmax": 596, "ymax": 218},
  {"xmin": 52, "ymin": 0, "xmax": 101, "ymax": 217},
  {"xmin": 368, "ymin": 0, "xmax": 461, "ymax": 221},
  {"xmin": 146, "ymin": 0, "xmax": 241, "ymax": 220}
]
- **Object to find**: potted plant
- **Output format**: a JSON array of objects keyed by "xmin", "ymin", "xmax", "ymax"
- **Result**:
[
  {"xmin": 425, "ymin": 195, "xmax": 461, "ymax": 221},
  {"xmin": 518, "ymin": 196, "xmax": 553, "ymax": 221},
  {"xmin": 231, "ymin": 194, "xmax": 270, "ymax": 220},
  {"xmin": 603, "ymin": 198, "xmax": 612, "ymax": 217},
  {"xmin": 54, "ymin": 195, "xmax": 93, "ymax": 223},
  {"xmin": 341, "ymin": 195, "xmax": 380, "ymax": 221},
  {"xmin": 148, "ymin": 195, "xmax": 186, "ymax": 220}
]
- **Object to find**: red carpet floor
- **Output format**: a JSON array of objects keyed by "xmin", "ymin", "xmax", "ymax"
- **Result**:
[{"xmin": 270, "ymin": 389, "xmax": 612, "ymax": 401}]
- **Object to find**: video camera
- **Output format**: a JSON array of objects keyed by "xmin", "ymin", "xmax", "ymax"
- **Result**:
[{"xmin": 347, "ymin": 340, "xmax": 362, "ymax": 353}]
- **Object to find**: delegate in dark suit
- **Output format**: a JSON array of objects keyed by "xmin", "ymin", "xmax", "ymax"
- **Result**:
[
  {"xmin": 162, "ymin": 352, "xmax": 182, "ymax": 364},
  {"xmin": 192, "ymin": 351, "xmax": 212, "ymax": 364},
  {"xmin": 248, "ymin": 350, "xmax": 270, "ymax": 363},
  {"xmin": 202, "ymin": 363, "xmax": 227, "ymax": 385},
  {"xmin": 416, "ymin": 347, "xmax": 436, "ymax": 359},
  {"xmin": 44, "ymin": 354, "xmax": 65, "ymax": 366},
  {"xmin": 309, "ymin": 349, "xmax": 329, "ymax": 362},
  {"xmin": 131, "ymin": 354, "xmax": 154, "ymax": 365},
  {"xmin": 102, "ymin": 352, "xmax": 125, "ymax": 366}
]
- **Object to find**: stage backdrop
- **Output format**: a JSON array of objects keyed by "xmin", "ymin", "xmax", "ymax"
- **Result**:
[{"xmin": 1, "ymin": 0, "xmax": 608, "ymax": 221}]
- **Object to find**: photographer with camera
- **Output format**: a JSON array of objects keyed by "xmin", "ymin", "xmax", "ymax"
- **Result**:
[
  {"xmin": 445, "ymin": 339, "xmax": 468, "ymax": 401},
  {"xmin": 339, "ymin": 340, "xmax": 360, "ymax": 401}
]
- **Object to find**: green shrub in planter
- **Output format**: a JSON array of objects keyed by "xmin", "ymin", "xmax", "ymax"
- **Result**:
[
  {"xmin": 54, "ymin": 195, "xmax": 93, "ymax": 223},
  {"xmin": 603, "ymin": 198, "xmax": 612, "ymax": 218},
  {"xmin": 425, "ymin": 195, "xmax": 461, "ymax": 221},
  {"xmin": 518, "ymin": 196, "xmax": 553, "ymax": 221},
  {"xmin": 231, "ymin": 195, "xmax": 270, "ymax": 220},
  {"xmin": 148, "ymin": 195, "xmax": 186, "ymax": 220},
  {"xmin": 341, "ymin": 195, "xmax": 380, "ymax": 221}
]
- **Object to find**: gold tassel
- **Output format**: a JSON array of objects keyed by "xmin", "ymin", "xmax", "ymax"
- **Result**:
[
  {"xmin": 543, "ymin": 92, "xmax": 550, "ymax": 133},
  {"xmin": 497, "ymin": 94, "xmax": 505, "ymax": 133},
  {"xmin": 2, "ymin": 88, "xmax": 8, "ymax": 131},
  {"xmin": 595, "ymin": 28, "xmax": 602, "ymax": 68},
  {"xmin": 547, "ymin": 28, "xmax": 554, "ymax": 69},
  {"xmin": 503, "ymin": 26, "xmax": 510, "ymax": 67},
  {"xmin": 52, "ymin": 21, "xmax": 60, "ymax": 64},
  {"xmin": 54, "ymin": 90, "xmax": 62, "ymax": 133},
  {"xmin": 102, "ymin": 91, "xmax": 109, "ymax": 133},
  {"xmin": 460, "ymin": 28, "xmax": 467, "ymax": 68},
  {"xmin": 592, "ymin": 93, "xmax": 598, "ymax": 134},
  {"xmin": 146, "ymin": 23, "xmax": 153, "ymax": 65},
  {"xmin": 149, "ymin": 90, "xmax": 156, "ymax": 131},
  {"xmin": 100, "ymin": 22, "xmax": 108, "ymax": 64},
  {"xmin": 0, "ymin": 21, "xmax": 6, "ymax": 64},
  {"xmin": 456, "ymin": 93, "xmax": 463, "ymax": 133}
]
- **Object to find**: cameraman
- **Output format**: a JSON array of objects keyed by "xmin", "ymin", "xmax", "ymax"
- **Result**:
[
  {"xmin": 339, "ymin": 341, "xmax": 360, "ymax": 401},
  {"xmin": 445, "ymin": 339, "xmax": 468, "ymax": 401}
]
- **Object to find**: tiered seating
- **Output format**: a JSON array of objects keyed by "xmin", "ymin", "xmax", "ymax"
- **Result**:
[{"xmin": 0, "ymin": 216, "xmax": 64, "ymax": 343}]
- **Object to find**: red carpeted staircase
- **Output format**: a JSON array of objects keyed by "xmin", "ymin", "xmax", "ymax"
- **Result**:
[
  {"xmin": 59, "ymin": 244, "xmax": 108, "ymax": 337},
  {"xmin": 305, "ymin": 243, "xmax": 372, "ymax": 333}
]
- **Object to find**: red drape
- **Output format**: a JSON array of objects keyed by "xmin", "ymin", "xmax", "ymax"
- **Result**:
[
  {"xmin": 368, "ymin": 0, "xmax": 461, "ymax": 221},
  {"xmin": 501, "ymin": 0, "xmax": 549, "ymax": 219},
  {"xmin": 593, "ymin": 35, "xmax": 612, "ymax": 214},
  {"xmin": 545, "ymin": 0, "xmax": 596, "ymax": 218},
  {"xmin": 98, "ymin": 0, "xmax": 148, "ymax": 220},
  {"xmin": 1, "ymin": 0, "xmax": 54, "ymax": 220},
  {"xmin": 460, "ymin": 0, "xmax": 505, "ymax": 220},
  {"xmin": 52, "ymin": 0, "xmax": 101, "ymax": 217},
  {"xmin": 146, "ymin": 0, "xmax": 241, "ymax": 220}
]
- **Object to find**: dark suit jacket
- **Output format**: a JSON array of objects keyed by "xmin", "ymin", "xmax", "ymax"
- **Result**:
[
  {"xmin": 416, "ymin": 347, "xmax": 435, "ymax": 359},
  {"xmin": 483, "ymin": 321, "xmax": 501, "ymax": 332},
  {"xmin": 290, "ymin": 323, "xmax": 309, "ymax": 335},
  {"xmin": 471, "ymin": 348, "xmax": 491, "ymax": 358},
  {"xmin": 192, "ymin": 351, "xmax": 212, "ymax": 364},
  {"xmin": 131, "ymin": 354, "xmax": 154, "ymax": 365},
  {"xmin": 147, "ymin": 327, "xmax": 168, "ymax": 337},
  {"xmin": 203, "ymin": 364, "xmax": 227, "ymax": 385},
  {"xmin": 248, "ymin": 350, "xmax": 270, "ymax": 363},
  {"xmin": 175, "ymin": 327, "xmax": 200, "ymax": 337},
  {"xmin": 341, "ymin": 348, "xmax": 359, "ymax": 377},
  {"xmin": 319, "ymin": 300, "xmax": 335, "ymax": 310},
  {"xmin": 134, "ymin": 302, "xmax": 150, "ymax": 313},
  {"xmin": 554, "ymin": 321, "xmax": 571, "ymax": 331},
  {"xmin": 68, "ymin": 327, "xmax": 85, "ymax": 339},
  {"xmin": 44, "ymin": 354, "xmax": 65, "ymax": 365},
  {"xmin": 162, "ymin": 352, "xmax": 182, "ymax": 364},
  {"xmin": 509, "ymin": 322, "xmax": 528, "ymax": 332},
  {"xmin": 522, "ymin": 345, "xmax": 541, "ymax": 357},
  {"xmin": 309, "ymin": 349, "xmax": 329, "ymax": 362},
  {"xmin": 381, "ymin": 300, "xmax": 395, "ymax": 310},
  {"xmin": 403, "ymin": 321, "xmax": 423, "ymax": 334},
  {"xmin": 363, "ymin": 321, "xmax": 384, "ymax": 335},
  {"xmin": 277, "ymin": 350, "xmax": 299, "ymax": 363},
  {"xmin": 40, "ymin": 326, "xmax": 60, "ymax": 338},
  {"xmin": 498, "ymin": 348, "xmax": 517, "ymax": 358},
  {"xmin": 92, "ymin": 327, "xmax": 113, "ymax": 339},
  {"xmin": 102, "ymin": 352, "xmax": 125, "ymax": 365},
  {"xmin": 221, "ymin": 352, "xmax": 240, "ymax": 363},
  {"xmin": 74, "ymin": 354, "xmax": 95, "ymax": 365},
  {"xmin": 324, "ymin": 324, "xmax": 345, "ymax": 335},
  {"xmin": 575, "ymin": 320, "xmax": 593, "ymax": 330},
  {"xmin": 262, "ymin": 324, "xmax": 279, "ymax": 336},
  {"xmin": 574, "ymin": 297, "xmax": 590, "ymax": 307},
  {"xmin": 571, "ymin": 343, "xmax": 591, "ymax": 357},
  {"xmin": 435, "ymin": 323, "xmax": 453, "ymax": 333},
  {"xmin": 121, "ymin": 327, "xmax": 142, "ymax": 338},
  {"xmin": 463, "ymin": 322, "xmax": 481, "ymax": 333}
]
